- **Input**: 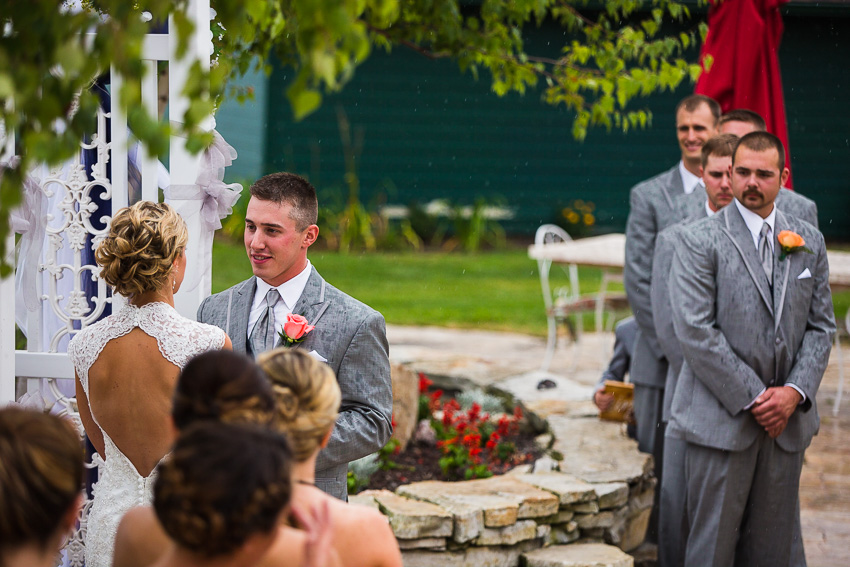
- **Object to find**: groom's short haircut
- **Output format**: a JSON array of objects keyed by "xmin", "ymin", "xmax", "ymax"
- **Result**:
[
  {"xmin": 250, "ymin": 172, "xmax": 318, "ymax": 231},
  {"xmin": 733, "ymin": 131, "xmax": 786, "ymax": 171},
  {"xmin": 700, "ymin": 134, "xmax": 738, "ymax": 168}
]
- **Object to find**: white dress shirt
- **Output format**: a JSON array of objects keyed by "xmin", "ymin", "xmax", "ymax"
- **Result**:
[
  {"xmin": 247, "ymin": 260, "xmax": 313, "ymax": 343},
  {"xmin": 679, "ymin": 161, "xmax": 703, "ymax": 195},
  {"xmin": 733, "ymin": 199, "xmax": 806, "ymax": 406},
  {"xmin": 734, "ymin": 199, "xmax": 776, "ymax": 252}
]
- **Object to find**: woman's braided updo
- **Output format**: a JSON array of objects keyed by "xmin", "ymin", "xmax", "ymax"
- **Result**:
[
  {"xmin": 96, "ymin": 201, "xmax": 187, "ymax": 297},
  {"xmin": 172, "ymin": 350, "xmax": 277, "ymax": 431},
  {"xmin": 257, "ymin": 348, "xmax": 341, "ymax": 462},
  {"xmin": 153, "ymin": 422, "xmax": 293, "ymax": 557}
]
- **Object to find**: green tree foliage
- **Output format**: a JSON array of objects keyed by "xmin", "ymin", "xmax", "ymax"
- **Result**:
[{"xmin": 0, "ymin": 0, "xmax": 706, "ymax": 273}]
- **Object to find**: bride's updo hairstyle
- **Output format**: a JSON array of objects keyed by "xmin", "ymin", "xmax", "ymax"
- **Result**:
[
  {"xmin": 172, "ymin": 350, "xmax": 276, "ymax": 430},
  {"xmin": 153, "ymin": 422, "xmax": 293, "ymax": 557},
  {"xmin": 257, "ymin": 348, "xmax": 341, "ymax": 462},
  {"xmin": 0, "ymin": 407, "xmax": 83, "ymax": 556},
  {"xmin": 96, "ymin": 200, "xmax": 187, "ymax": 297}
]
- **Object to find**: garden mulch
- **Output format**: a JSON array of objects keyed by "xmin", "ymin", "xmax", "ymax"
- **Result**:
[{"xmin": 363, "ymin": 429, "xmax": 544, "ymax": 493}]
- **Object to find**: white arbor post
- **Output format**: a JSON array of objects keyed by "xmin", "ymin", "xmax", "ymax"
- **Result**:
[{"xmin": 169, "ymin": 0, "xmax": 214, "ymax": 319}]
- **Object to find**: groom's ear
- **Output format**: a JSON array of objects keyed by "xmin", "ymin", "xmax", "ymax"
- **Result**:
[{"xmin": 302, "ymin": 225, "xmax": 319, "ymax": 248}]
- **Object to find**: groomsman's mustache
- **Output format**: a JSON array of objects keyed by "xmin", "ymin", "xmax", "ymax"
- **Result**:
[{"xmin": 742, "ymin": 188, "xmax": 763, "ymax": 199}]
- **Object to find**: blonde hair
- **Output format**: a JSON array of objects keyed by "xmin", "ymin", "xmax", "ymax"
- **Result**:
[
  {"xmin": 0, "ymin": 408, "xmax": 83, "ymax": 554},
  {"xmin": 96, "ymin": 201, "xmax": 188, "ymax": 297},
  {"xmin": 257, "ymin": 349, "xmax": 341, "ymax": 462}
]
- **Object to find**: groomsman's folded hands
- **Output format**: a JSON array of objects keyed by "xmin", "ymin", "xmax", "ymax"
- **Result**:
[{"xmin": 751, "ymin": 386, "xmax": 803, "ymax": 438}]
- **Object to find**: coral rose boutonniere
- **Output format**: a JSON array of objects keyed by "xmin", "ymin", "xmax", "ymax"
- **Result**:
[
  {"xmin": 278, "ymin": 313, "xmax": 315, "ymax": 347},
  {"xmin": 777, "ymin": 230, "xmax": 813, "ymax": 261}
]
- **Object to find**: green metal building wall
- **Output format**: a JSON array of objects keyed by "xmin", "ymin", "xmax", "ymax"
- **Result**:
[{"xmin": 218, "ymin": 6, "xmax": 850, "ymax": 241}]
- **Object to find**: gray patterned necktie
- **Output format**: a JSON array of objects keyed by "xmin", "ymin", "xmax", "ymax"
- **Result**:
[
  {"xmin": 759, "ymin": 222, "xmax": 773, "ymax": 286},
  {"xmin": 250, "ymin": 289, "xmax": 280, "ymax": 355}
]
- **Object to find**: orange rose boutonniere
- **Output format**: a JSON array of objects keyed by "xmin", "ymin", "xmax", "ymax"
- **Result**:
[{"xmin": 777, "ymin": 230, "xmax": 813, "ymax": 261}]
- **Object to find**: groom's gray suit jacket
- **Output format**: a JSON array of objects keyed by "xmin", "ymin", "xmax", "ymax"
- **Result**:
[
  {"xmin": 197, "ymin": 267, "xmax": 393, "ymax": 499},
  {"xmin": 668, "ymin": 204, "xmax": 834, "ymax": 453}
]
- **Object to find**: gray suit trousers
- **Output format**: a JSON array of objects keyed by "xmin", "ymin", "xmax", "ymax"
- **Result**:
[{"xmin": 684, "ymin": 436, "xmax": 804, "ymax": 567}]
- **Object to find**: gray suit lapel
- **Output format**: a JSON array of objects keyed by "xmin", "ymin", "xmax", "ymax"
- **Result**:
[
  {"xmin": 659, "ymin": 166, "xmax": 684, "ymax": 212},
  {"xmin": 278, "ymin": 267, "xmax": 331, "ymax": 349},
  {"xmin": 230, "ymin": 277, "xmax": 257, "ymax": 353},
  {"xmin": 772, "ymin": 210, "xmax": 792, "ymax": 332},
  {"xmin": 720, "ymin": 205, "xmax": 774, "ymax": 316}
]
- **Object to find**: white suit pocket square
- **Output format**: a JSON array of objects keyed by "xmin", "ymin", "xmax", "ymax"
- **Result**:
[
  {"xmin": 797, "ymin": 268, "xmax": 812, "ymax": 280},
  {"xmin": 307, "ymin": 350, "xmax": 328, "ymax": 363}
]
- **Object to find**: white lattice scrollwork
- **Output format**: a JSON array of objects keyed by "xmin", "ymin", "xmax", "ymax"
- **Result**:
[{"xmin": 41, "ymin": 109, "xmax": 114, "ymax": 349}]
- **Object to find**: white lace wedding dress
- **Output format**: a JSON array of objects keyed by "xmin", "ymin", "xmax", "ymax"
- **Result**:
[{"xmin": 68, "ymin": 302, "xmax": 226, "ymax": 567}]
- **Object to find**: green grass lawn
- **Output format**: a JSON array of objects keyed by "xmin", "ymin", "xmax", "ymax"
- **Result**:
[{"xmin": 212, "ymin": 239, "xmax": 850, "ymax": 337}]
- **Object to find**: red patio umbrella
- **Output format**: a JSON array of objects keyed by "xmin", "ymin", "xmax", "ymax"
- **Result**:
[{"xmin": 695, "ymin": 0, "xmax": 794, "ymax": 187}]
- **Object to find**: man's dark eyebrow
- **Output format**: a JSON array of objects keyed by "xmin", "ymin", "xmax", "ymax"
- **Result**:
[{"xmin": 244, "ymin": 217, "xmax": 285, "ymax": 229}]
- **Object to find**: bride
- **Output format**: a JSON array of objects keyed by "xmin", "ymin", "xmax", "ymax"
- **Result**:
[{"xmin": 68, "ymin": 201, "xmax": 231, "ymax": 567}]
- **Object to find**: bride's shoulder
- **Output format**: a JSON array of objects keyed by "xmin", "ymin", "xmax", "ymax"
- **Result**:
[{"xmin": 156, "ymin": 306, "xmax": 226, "ymax": 351}]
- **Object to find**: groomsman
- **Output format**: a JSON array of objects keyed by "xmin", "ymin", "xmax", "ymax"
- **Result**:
[
  {"xmin": 624, "ymin": 94, "xmax": 720, "ymax": 540},
  {"xmin": 669, "ymin": 132, "xmax": 835, "ymax": 566},
  {"xmin": 652, "ymin": 134, "xmax": 736, "ymax": 567}
]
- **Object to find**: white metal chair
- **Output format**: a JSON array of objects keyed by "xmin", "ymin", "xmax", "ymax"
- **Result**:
[{"xmin": 535, "ymin": 224, "xmax": 630, "ymax": 372}]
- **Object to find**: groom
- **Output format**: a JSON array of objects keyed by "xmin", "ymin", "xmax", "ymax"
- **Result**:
[
  {"xmin": 198, "ymin": 172, "xmax": 392, "ymax": 500},
  {"xmin": 668, "ymin": 132, "xmax": 835, "ymax": 566}
]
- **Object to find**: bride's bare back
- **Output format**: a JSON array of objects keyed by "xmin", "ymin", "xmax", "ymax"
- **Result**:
[
  {"xmin": 85, "ymin": 328, "xmax": 180, "ymax": 477},
  {"xmin": 71, "ymin": 301, "xmax": 228, "ymax": 474}
]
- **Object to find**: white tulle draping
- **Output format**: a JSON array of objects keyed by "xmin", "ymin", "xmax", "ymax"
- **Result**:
[
  {"xmin": 164, "ymin": 130, "xmax": 242, "ymax": 292},
  {"xmin": 8, "ymin": 163, "xmax": 48, "ymax": 313}
]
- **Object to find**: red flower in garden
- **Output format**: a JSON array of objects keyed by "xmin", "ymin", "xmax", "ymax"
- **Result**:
[
  {"xmin": 462, "ymin": 433, "xmax": 481, "ymax": 447},
  {"xmin": 418, "ymin": 373, "xmax": 433, "ymax": 393}
]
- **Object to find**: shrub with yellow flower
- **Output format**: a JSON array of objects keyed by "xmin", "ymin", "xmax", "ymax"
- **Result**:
[{"xmin": 560, "ymin": 199, "xmax": 596, "ymax": 238}]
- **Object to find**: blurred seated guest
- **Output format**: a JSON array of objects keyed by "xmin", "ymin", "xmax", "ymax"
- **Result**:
[
  {"xmin": 150, "ymin": 422, "xmax": 316, "ymax": 567},
  {"xmin": 259, "ymin": 348, "xmax": 403, "ymax": 567},
  {"xmin": 593, "ymin": 316, "xmax": 638, "ymax": 438},
  {"xmin": 68, "ymin": 201, "xmax": 230, "ymax": 567},
  {"xmin": 0, "ymin": 407, "xmax": 84, "ymax": 567}
]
